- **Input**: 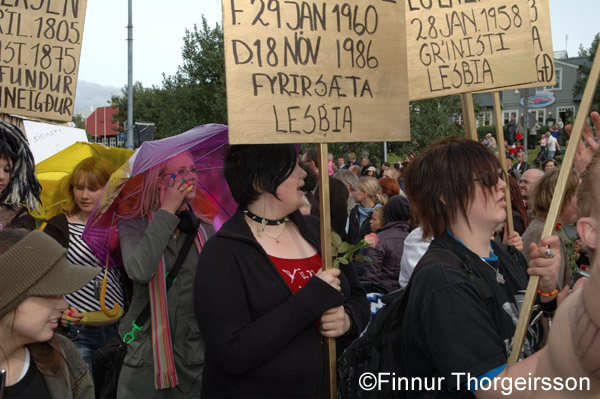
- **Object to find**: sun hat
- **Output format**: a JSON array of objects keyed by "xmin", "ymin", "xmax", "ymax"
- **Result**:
[
  {"xmin": 0, "ymin": 230, "xmax": 99, "ymax": 318},
  {"xmin": 366, "ymin": 166, "xmax": 377, "ymax": 173}
]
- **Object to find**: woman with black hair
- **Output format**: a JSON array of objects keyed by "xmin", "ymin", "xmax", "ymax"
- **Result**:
[
  {"xmin": 0, "ymin": 121, "xmax": 41, "ymax": 231},
  {"xmin": 193, "ymin": 144, "xmax": 369, "ymax": 398}
]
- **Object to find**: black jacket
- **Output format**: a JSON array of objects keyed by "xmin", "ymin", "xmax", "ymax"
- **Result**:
[
  {"xmin": 193, "ymin": 207, "xmax": 369, "ymax": 398},
  {"xmin": 43, "ymin": 213, "xmax": 69, "ymax": 248},
  {"xmin": 348, "ymin": 204, "xmax": 379, "ymax": 245}
]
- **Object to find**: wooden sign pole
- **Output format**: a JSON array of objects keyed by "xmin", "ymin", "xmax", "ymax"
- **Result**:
[
  {"xmin": 461, "ymin": 94, "xmax": 479, "ymax": 141},
  {"xmin": 508, "ymin": 52, "xmax": 600, "ymax": 366},
  {"xmin": 317, "ymin": 144, "xmax": 336, "ymax": 397},
  {"xmin": 493, "ymin": 92, "xmax": 514, "ymax": 235}
]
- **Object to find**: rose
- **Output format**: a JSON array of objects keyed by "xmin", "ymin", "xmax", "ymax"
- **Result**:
[
  {"xmin": 363, "ymin": 233, "xmax": 379, "ymax": 248},
  {"xmin": 331, "ymin": 232, "xmax": 373, "ymax": 269}
]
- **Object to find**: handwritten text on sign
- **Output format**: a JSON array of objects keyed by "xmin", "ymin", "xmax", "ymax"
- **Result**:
[
  {"xmin": 224, "ymin": 0, "xmax": 410, "ymax": 144},
  {"xmin": 515, "ymin": 0, "xmax": 555, "ymax": 88},
  {"xmin": 0, "ymin": 0, "xmax": 87, "ymax": 121},
  {"xmin": 406, "ymin": 0, "xmax": 538, "ymax": 100}
]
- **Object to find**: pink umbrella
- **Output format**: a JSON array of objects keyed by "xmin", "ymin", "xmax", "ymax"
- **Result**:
[{"xmin": 83, "ymin": 124, "xmax": 236, "ymax": 269}]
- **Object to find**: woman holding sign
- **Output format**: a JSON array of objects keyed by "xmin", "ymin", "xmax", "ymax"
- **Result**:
[
  {"xmin": 400, "ymin": 137, "xmax": 562, "ymax": 398},
  {"xmin": 193, "ymin": 144, "xmax": 369, "ymax": 398}
]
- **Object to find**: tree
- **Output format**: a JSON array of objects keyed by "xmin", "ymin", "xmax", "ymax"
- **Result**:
[
  {"xmin": 161, "ymin": 17, "xmax": 227, "ymax": 132},
  {"xmin": 111, "ymin": 82, "xmax": 164, "ymax": 134},
  {"xmin": 388, "ymin": 95, "xmax": 466, "ymax": 155},
  {"xmin": 111, "ymin": 16, "xmax": 225, "ymax": 139},
  {"xmin": 72, "ymin": 113, "xmax": 85, "ymax": 129},
  {"xmin": 573, "ymin": 33, "xmax": 600, "ymax": 113}
]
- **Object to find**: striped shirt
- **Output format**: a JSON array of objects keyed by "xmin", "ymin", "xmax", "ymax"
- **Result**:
[{"xmin": 65, "ymin": 222, "xmax": 125, "ymax": 313}]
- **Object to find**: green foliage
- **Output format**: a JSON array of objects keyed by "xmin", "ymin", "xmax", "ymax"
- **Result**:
[
  {"xmin": 573, "ymin": 33, "xmax": 600, "ymax": 113},
  {"xmin": 111, "ymin": 17, "xmax": 225, "ymax": 139},
  {"xmin": 304, "ymin": 96, "xmax": 468, "ymax": 163},
  {"xmin": 331, "ymin": 231, "xmax": 372, "ymax": 268},
  {"xmin": 390, "ymin": 96, "xmax": 467, "ymax": 155},
  {"xmin": 72, "ymin": 114, "xmax": 85, "ymax": 129},
  {"xmin": 161, "ymin": 17, "xmax": 227, "ymax": 131}
]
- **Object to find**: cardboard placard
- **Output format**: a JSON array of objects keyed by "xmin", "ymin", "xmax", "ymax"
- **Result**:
[
  {"xmin": 478, "ymin": 0, "xmax": 555, "ymax": 93},
  {"xmin": 223, "ymin": 0, "xmax": 410, "ymax": 144},
  {"xmin": 406, "ymin": 0, "xmax": 539, "ymax": 100},
  {"xmin": 0, "ymin": 0, "xmax": 87, "ymax": 121}
]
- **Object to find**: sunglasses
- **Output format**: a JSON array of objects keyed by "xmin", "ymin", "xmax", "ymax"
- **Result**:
[{"xmin": 473, "ymin": 168, "xmax": 507, "ymax": 187}]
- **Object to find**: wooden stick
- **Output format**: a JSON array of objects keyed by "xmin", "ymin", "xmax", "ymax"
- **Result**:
[
  {"xmin": 492, "ymin": 92, "xmax": 514, "ymax": 235},
  {"xmin": 317, "ymin": 144, "xmax": 336, "ymax": 398},
  {"xmin": 508, "ymin": 51, "xmax": 600, "ymax": 366},
  {"xmin": 461, "ymin": 93, "xmax": 478, "ymax": 141}
]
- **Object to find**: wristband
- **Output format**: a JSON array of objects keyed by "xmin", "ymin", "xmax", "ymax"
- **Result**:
[
  {"xmin": 539, "ymin": 296, "xmax": 557, "ymax": 315},
  {"xmin": 537, "ymin": 288, "xmax": 558, "ymax": 297}
]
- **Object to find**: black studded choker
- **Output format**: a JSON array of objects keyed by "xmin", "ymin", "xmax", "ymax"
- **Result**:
[{"xmin": 243, "ymin": 209, "xmax": 288, "ymax": 226}]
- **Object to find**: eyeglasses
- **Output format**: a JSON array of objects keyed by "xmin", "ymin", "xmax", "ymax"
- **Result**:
[
  {"xmin": 161, "ymin": 167, "xmax": 199, "ymax": 178},
  {"xmin": 473, "ymin": 168, "xmax": 507, "ymax": 187}
]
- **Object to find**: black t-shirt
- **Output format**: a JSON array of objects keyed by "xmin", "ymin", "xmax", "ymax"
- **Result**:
[
  {"xmin": 5, "ymin": 358, "xmax": 51, "ymax": 399},
  {"xmin": 400, "ymin": 232, "xmax": 543, "ymax": 398}
]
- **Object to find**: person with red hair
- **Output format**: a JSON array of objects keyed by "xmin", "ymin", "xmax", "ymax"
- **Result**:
[{"xmin": 378, "ymin": 176, "xmax": 400, "ymax": 205}]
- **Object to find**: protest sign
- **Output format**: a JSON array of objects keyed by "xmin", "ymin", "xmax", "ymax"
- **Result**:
[
  {"xmin": 223, "ymin": 0, "xmax": 409, "ymax": 144},
  {"xmin": 0, "ymin": 0, "xmax": 87, "ymax": 121},
  {"xmin": 406, "ymin": 0, "xmax": 539, "ymax": 100},
  {"xmin": 23, "ymin": 120, "xmax": 87, "ymax": 163}
]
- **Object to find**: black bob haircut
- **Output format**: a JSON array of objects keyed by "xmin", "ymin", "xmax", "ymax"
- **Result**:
[{"xmin": 224, "ymin": 144, "xmax": 298, "ymax": 207}]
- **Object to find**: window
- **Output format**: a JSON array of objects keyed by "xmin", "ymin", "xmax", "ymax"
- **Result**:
[
  {"xmin": 532, "ymin": 109, "xmax": 545, "ymax": 124},
  {"xmin": 545, "ymin": 68, "xmax": 562, "ymax": 91},
  {"xmin": 476, "ymin": 111, "xmax": 494, "ymax": 127},
  {"xmin": 503, "ymin": 111, "xmax": 518, "ymax": 125},
  {"xmin": 109, "ymin": 137, "xmax": 116, "ymax": 147}
]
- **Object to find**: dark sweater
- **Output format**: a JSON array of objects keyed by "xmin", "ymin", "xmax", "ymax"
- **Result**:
[
  {"xmin": 193, "ymin": 207, "xmax": 369, "ymax": 398},
  {"xmin": 364, "ymin": 221, "xmax": 410, "ymax": 292}
]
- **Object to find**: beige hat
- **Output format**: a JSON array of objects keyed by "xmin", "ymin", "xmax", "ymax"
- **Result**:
[{"xmin": 0, "ymin": 230, "xmax": 99, "ymax": 318}]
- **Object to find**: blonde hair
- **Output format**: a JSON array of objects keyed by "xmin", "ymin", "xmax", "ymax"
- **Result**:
[
  {"xmin": 63, "ymin": 157, "xmax": 115, "ymax": 214},
  {"xmin": 126, "ymin": 161, "xmax": 164, "ymax": 219},
  {"xmin": 356, "ymin": 177, "xmax": 383, "ymax": 204},
  {"xmin": 125, "ymin": 152, "xmax": 214, "ymax": 223},
  {"xmin": 530, "ymin": 168, "xmax": 579, "ymax": 220}
]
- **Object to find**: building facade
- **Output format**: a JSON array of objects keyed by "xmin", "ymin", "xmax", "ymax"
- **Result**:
[{"xmin": 84, "ymin": 106, "xmax": 123, "ymax": 147}]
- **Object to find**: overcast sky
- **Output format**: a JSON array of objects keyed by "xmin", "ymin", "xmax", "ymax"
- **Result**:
[{"xmin": 74, "ymin": 0, "xmax": 600, "ymax": 113}]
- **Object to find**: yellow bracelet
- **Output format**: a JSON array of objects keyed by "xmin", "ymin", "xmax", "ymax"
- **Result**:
[{"xmin": 537, "ymin": 288, "xmax": 558, "ymax": 297}]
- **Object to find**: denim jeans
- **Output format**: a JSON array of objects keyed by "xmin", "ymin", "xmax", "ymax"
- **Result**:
[{"xmin": 67, "ymin": 322, "xmax": 119, "ymax": 374}]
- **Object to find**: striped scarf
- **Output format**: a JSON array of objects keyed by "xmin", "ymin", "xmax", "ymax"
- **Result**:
[{"xmin": 148, "ymin": 224, "xmax": 206, "ymax": 390}]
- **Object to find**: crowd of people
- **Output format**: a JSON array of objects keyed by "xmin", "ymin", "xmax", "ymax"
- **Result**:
[{"xmin": 0, "ymin": 110, "xmax": 599, "ymax": 398}]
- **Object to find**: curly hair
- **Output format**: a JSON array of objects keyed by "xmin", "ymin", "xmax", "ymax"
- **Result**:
[{"xmin": 0, "ymin": 121, "xmax": 41, "ymax": 211}]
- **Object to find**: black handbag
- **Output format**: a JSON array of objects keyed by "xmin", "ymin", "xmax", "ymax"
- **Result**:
[
  {"xmin": 91, "ymin": 210, "xmax": 200, "ymax": 399},
  {"xmin": 92, "ymin": 335, "xmax": 127, "ymax": 399}
]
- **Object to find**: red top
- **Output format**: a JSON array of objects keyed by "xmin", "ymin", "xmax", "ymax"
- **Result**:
[{"xmin": 269, "ymin": 252, "xmax": 322, "ymax": 293}]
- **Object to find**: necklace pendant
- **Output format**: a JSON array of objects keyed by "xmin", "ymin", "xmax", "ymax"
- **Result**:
[{"xmin": 496, "ymin": 272, "xmax": 505, "ymax": 285}]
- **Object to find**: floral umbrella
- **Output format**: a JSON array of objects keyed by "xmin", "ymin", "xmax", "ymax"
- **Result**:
[
  {"xmin": 82, "ymin": 123, "xmax": 236, "ymax": 269},
  {"xmin": 35, "ymin": 142, "xmax": 134, "ymax": 220}
]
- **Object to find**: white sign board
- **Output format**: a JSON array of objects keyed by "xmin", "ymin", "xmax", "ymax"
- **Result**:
[{"xmin": 24, "ymin": 120, "xmax": 87, "ymax": 163}]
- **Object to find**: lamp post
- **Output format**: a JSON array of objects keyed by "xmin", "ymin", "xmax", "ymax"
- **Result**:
[{"xmin": 126, "ymin": 0, "xmax": 134, "ymax": 149}]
